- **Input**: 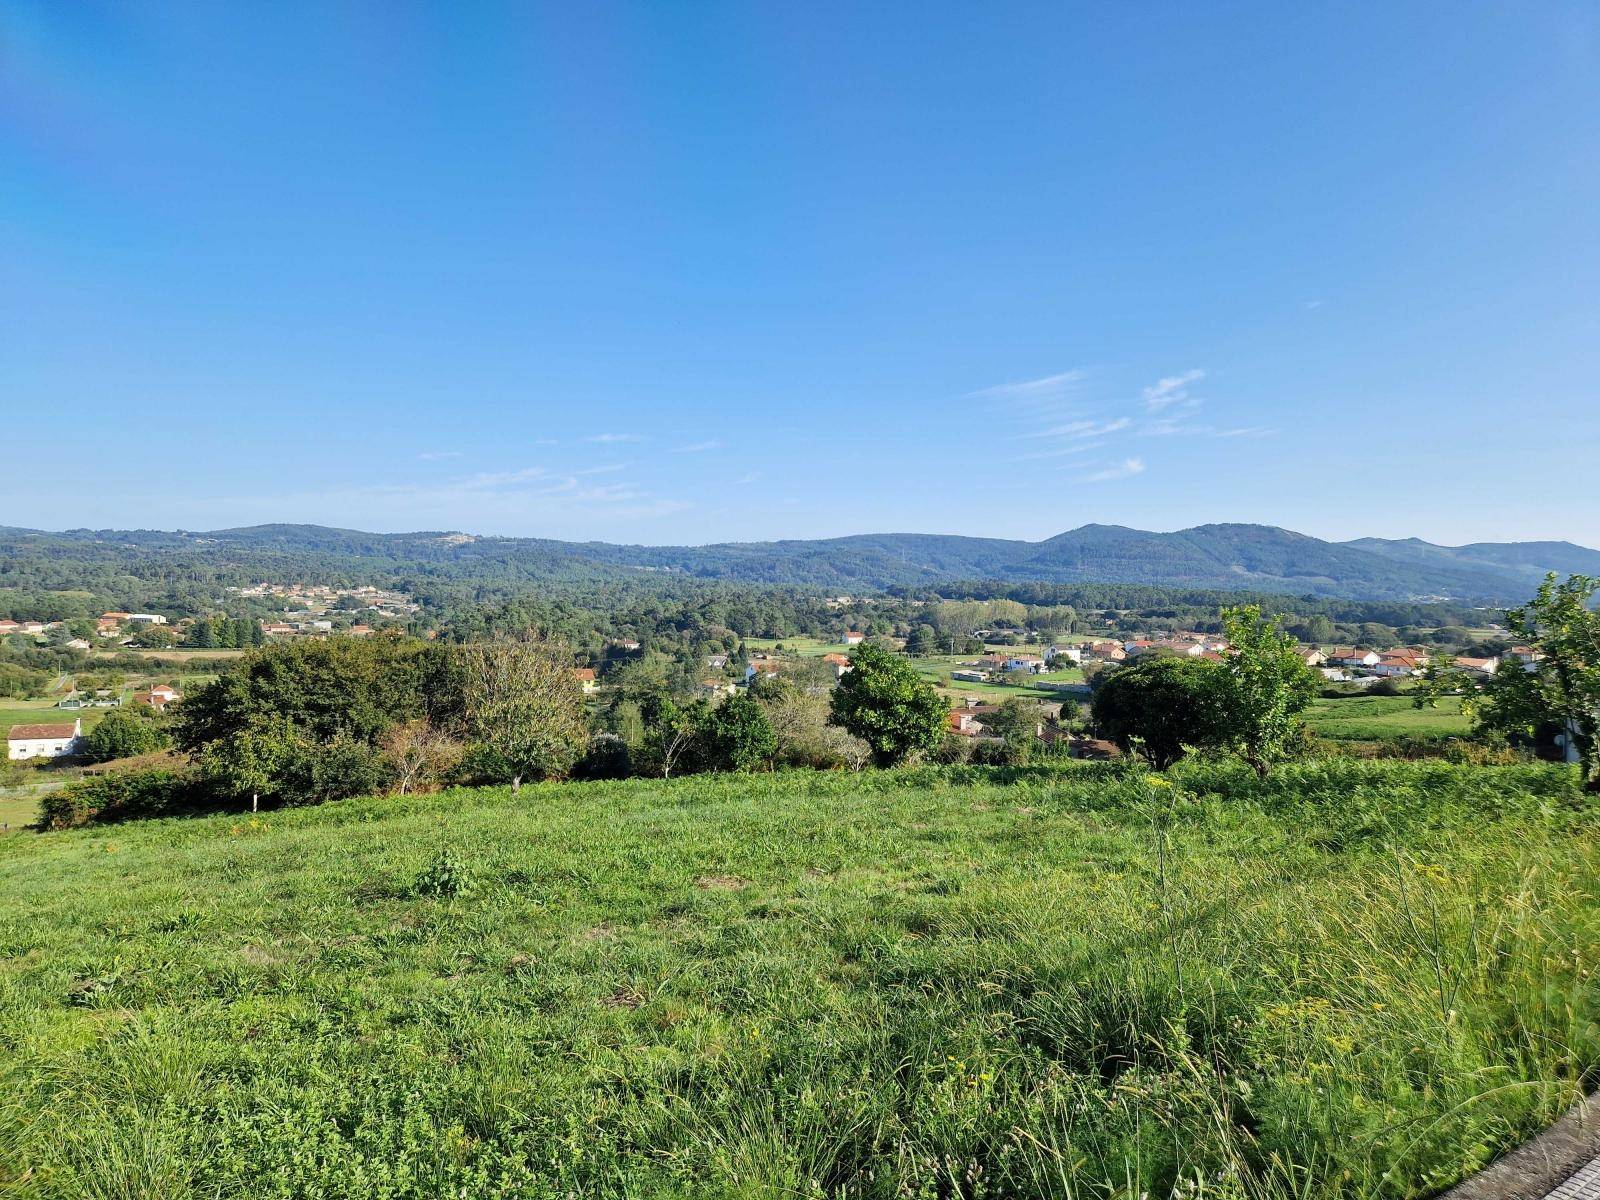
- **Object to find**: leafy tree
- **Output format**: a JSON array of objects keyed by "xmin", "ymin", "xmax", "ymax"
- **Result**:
[
  {"xmin": 639, "ymin": 694, "xmax": 709, "ymax": 778},
  {"xmin": 905, "ymin": 624, "xmax": 939, "ymax": 656},
  {"xmin": 828, "ymin": 642, "xmax": 946, "ymax": 767},
  {"xmin": 701, "ymin": 693, "xmax": 777, "ymax": 771},
  {"xmin": 82, "ymin": 707, "xmax": 170, "ymax": 763},
  {"xmin": 1090, "ymin": 657, "xmax": 1227, "ymax": 770},
  {"xmin": 1216, "ymin": 605, "xmax": 1319, "ymax": 777},
  {"xmin": 197, "ymin": 716, "xmax": 296, "ymax": 811},
  {"xmin": 1476, "ymin": 574, "xmax": 1600, "ymax": 790},
  {"xmin": 1412, "ymin": 651, "xmax": 1475, "ymax": 710},
  {"xmin": 448, "ymin": 636, "xmax": 590, "ymax": 790},
  {"xmin": 974, "ymin": 696, "xmax": 1041, "ymax": 765}
]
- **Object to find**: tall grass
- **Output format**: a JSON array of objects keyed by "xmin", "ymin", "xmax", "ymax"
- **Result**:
[{"xmin": 0, "ymin": 760, "xmax": 1595, "ymax": 1198}]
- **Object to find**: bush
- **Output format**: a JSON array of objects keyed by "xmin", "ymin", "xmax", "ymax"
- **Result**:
[
  {"xmin": 572, "ymin": 733, "xmax": 633, "ymax": 780},
  {"xmin": 39, "ymin": 767, "xmax": 203, "ymax": 829},
  {"xmin": 414, "ymin": 848, "xmax": 474, "ymax": 899},
  {"xmin": 82, "ymin": 707, "xmax": 170, "ymax": 763}
]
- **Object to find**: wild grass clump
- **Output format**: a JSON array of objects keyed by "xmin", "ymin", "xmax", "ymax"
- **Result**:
[{"xmin": 0, "ymin": 760, "xmax": 1595, "ymax": 1198}]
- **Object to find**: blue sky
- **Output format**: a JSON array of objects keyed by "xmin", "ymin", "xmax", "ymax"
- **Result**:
[{"xmin": 3, "ymin": 2, "xmax": 1597, "ymax": 546}]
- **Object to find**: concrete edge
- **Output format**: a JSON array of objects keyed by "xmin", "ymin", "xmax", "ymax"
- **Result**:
[{"xmin": 1439, "ymin": 1091, "xmax": 1600, "ymax": 1200}]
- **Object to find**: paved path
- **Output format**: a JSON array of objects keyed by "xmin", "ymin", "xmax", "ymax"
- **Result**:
[
  {"xmin": 1544, "ymin": 1155, "xmax": 1600, "ymax": 1200},
  {"xmin": 1441, "ymin": 1095, "xmax": 1600, "ymax": 1200}
]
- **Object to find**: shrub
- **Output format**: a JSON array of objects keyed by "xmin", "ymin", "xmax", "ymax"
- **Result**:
[
  {"xmin": 415, "ymin": 848, "xmax": 474, "ymax": 899},
  {"xmin": 572, "ymin": 733, "xmax": 633, "ymax": 780},
  {"xmin": 39, "ymin": 767, "xmax": 203, "ymax": 829},
  {"xmin": 82, "ymin": 707, "xmax": 170, "ymax": 763}
]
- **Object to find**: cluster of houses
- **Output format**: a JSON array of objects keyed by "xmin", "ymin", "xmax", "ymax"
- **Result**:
[{"xmin": 230, "ymin": 582, "xmax": 418, "ymax": 619}]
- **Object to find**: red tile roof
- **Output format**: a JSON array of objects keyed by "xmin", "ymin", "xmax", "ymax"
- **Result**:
[{"xmin": 8, "ymin": 723, "xmax": 77, "ymax": 741}]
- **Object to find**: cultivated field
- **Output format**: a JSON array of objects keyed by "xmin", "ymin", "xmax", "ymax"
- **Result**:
[
  {"xmin": 1, "ymin": 760, "xmax": 1595, "ymax": 1197},
  {"xmin": 1306, "ymin": 694, "xmax": 1473, "ymax": 742}
]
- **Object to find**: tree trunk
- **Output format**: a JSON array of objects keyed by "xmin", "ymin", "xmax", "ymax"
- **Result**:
[
  {"xmin": 251, "ymin": 793, "xmax": 258, "ymax": 813},
  {"xmin": 511, "ymin": 774, "xmax": 522, "ymax": 793}
]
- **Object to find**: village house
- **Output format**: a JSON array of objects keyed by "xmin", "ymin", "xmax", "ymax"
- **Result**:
[
  {"xmin": 1374, "ymin": 650, "xmax": 1427, "ymax": 678},
  {"xmin": 821, "ymin": 652, "xmax": 852, "ymax": 679},
  {"xmin": 705, "ymin": 654, "xmax": 730, "ymax": 671},
  {"xmin": 842, "ymin": 630, "xmax": 866, "ymax": 646},
  {"xmin": 1326, "ymin": 648, "xmax": 1382, "ymax": 669},
  {"xmin": 1003, "ymin": 654, "xmax": 1047, "ymax": 674},
  {"xmin": 1043, "ymin": 644, "xmax": 1083, "ymax": 665},
  {"xmin": 1297, "ymin": 647, "xmax": 1328, "ymax": 667},
  {"xmin": 574, "ymin": 668, "xmax": 599, "ymax": 694},
  {"xmin": 0, "ymin": 620, "xmax": 19, "ymax": 636},
  {"xmin": 125, "ymin": 613, "xmax": 168, "ymax": 625},
  {"xmin": 1455, "ymin": 656, "xmax": 1499, "ymax": 676},
  {"xmin": 7, "ymin": 720, "xmax": 82, "ymax": 761},
  {"xmin": 134, "ymin": 684, "xmax": 183, "ymax": 712},
  {"xmin": 1503, "ymin": 646, "xmax": 1544, "ymax": 670}
]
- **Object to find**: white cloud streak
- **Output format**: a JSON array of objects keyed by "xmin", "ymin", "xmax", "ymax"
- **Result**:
[
  {"xmin": 1143, "ymin": 369, "xmax": 1204, "ymax": 411},
  {"xmin": 1080, "ymin": 457, "xmax": 1146, "ymax": 483}
]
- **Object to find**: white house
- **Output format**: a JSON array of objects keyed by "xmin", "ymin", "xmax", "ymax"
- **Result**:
[
  {"xmin": 1044, "ymin": 644, "xmax": 1083, "ymax": 665},
  {"xmin": 7, "ymin": 720, "xmax": 82, "ymax": 760},
  {"xmin": 1327, "ymin": 648, "xmax": 1382, "ymax": 669},
  {"xmin": 842, "ymin": 631, "xmax": 866, "ymax": 646},
  {"xmin": 1003, "ymin": 655, "xmax": 1047, "ymax": 674},
  {"xmin": 125, "ymin": 613, "xmax": 168, "ymax": 625}
]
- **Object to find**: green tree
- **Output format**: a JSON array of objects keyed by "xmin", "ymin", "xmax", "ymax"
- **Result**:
[
  {"xmin": 701, "ymin": 693, "xmax": 777, "ymax": 771},
  {"xmin": 1412, "ymin": 651, "xmax": 1474, "ymax": 710},
  {"xmin": 449, "ymin": 636, "xmax": 590, "ymax": 790},
  {"xmin": 1216, "ymin": 605, "xmax": 1319, "ymax": 777},
  {"xmin": 82, "ymin": 707, "xmax": 170, "ymax": 763},
  {"xmin": 1090, "ymin": 657, "xmax": 1227, "ymax": 770},
  {"xmin": 828, "ymin": 642, "xmax": 946, "ymax": 767},
  {"xmin": 974, "ymin": 696, "xmax": 1041, "ymax": 765},
  {"xmin": 1476, "ymin": 574, "xmax": 1600, "ymax": 790}
]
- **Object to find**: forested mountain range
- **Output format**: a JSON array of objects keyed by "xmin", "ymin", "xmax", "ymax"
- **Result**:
[{"xmin": 2, "ymin": 521, "xmax": 1594, "ymax": 604}]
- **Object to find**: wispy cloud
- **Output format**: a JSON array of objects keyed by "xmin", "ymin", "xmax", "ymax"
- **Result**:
[
  {"xmin": 672, "ymin": 439, "xmax": 724, "ymax": 454},
  {"xmin": 1143, "ymin": 369, "xmax": 1204, "ymax": 412},
  {"xmin": 1080, "ymin": 457, "xmax": 1146, "ymax": 483},
  {"xmin": 1214, "ymin": 426, "xmax": 1277, "ymax": 439},
  {"xmin": 584, "ymin": 432, "xmax": 644, "ymax": 444},
  {"xmin": 534, "ymin": 438, "xmax": 560, "ymax": 446},
  {"xmin": 1035, "ymin": 417, "xmax": 1130, "ymax": 441},
  {"xmin": 416, "ymin": 450, "xmax": 462, "ymax": 461},
  {"xmin": 967, "ymin": 370, "xmax": 1087, "ymax": 402}
]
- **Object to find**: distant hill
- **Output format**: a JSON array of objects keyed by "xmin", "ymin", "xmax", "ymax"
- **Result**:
[
  {"xmin": 4, "ymin": 521, "xmax": 1592, "ymax": 603},
  {"xmin": 1342, "ymin": 537, "xmax": 1600, "ymax": 587}
]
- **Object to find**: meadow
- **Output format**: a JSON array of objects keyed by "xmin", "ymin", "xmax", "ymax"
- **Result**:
[
  {"xmin": 1306, "ymin": 695, "xmax": 1472, "ymax": 743},
  {"xmin": 1, "ymin": 759, "xmax": 1596, "ymax": 1198}
]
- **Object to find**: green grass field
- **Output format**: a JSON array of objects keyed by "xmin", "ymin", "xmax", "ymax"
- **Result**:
[
  {"xmin": 1307, "ymin": 694, "xmax": 1473, "ymax": 742},
  {"xmin": 1, "ymin": 760, "xmax": 1595, "ymax": 1197}
]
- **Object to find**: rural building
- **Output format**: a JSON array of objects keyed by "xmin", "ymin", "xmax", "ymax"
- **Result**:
[
  {"xmin": 134, "ymin": 685, "xmax": 183, "ymax": 712},
  {"xmin": 1327, "ymin": 648, "xmax": 1382, "ymax": 668},
  {"xmin": 700, "ymin": 680, "xmax": 736, "ymax": 698},
  {"xmin": 574, "ymin": 668, "xmax": 599, "ymax": 694},
  {"xmin": 1043, "ymin": 645, "xmax": 1082, "ymax": 665},
  {"xmin": 1374, "ymin": 651, "xmax": 1426, "ymax": 677},
  {"xmin": 842, "ymin": 631, "xmax": 866, "ymax": 645},
  {"xmin": 7, "ymin": 720, "xmax": 82, "ymax": 760},
  {"xmin": 1456, "ymin": 656, "xmax": 1499, "ymax": 676},
  {"xmin": 705, "ymin": 654, "xmax": 729, "ymax": 670},
  {"xmin": 125, "ymin": 614, "xmax": 168, "ymax": 625},
  {"xmin": 1297, "ymin": 647, "xmax": 1328, "ymax": 666},
  {"xmin": 951, "ymin": 669, "xmax": 985, "ymax": 683},
  {"xmin": 822, "ymin": 652, "xmax": 852, "ymax": 678},
  {"xmin": 1003, "ymin": 655, "xmax": 1046, "ymax": 673}
]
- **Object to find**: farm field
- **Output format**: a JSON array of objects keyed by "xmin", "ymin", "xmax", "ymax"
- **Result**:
[
  {"xmin": 2, "ymin": 760, "xmax": 1596, "ymax": 1197},
  {"xmin": 1306, "ymin": 694, "xmax": 1472, "ymax": 742},
  {"xmin": 93, "ymin": 646, "xmax": 250, "ymax": 662},
  {"xmin": 0, "ymin": 698, "xmax": 118, "ymax": 740}
]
